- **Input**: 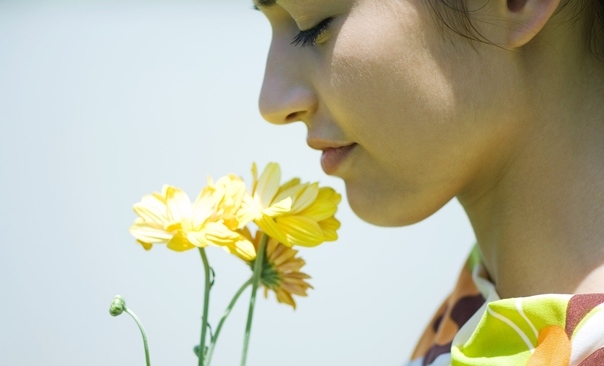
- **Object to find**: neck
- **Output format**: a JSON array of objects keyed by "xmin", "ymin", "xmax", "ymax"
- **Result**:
[{"xmin": 458, "ymin": 57, "xmax": 604, "ymax": 299}]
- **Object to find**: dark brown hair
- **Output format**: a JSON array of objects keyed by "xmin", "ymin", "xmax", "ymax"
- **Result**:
[{"xmin": 426, "ymin": 0, "xmax": 604, "ymax": 60}]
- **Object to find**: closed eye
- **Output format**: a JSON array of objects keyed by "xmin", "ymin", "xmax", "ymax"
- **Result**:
[{"xmin": 291, "ymin": 18, "xmax": 333, "ymax": 48}]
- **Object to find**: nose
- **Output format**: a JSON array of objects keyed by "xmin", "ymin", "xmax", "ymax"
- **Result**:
[{"xmin": 259, "ymin": 38, "xmax": 318, "ymax": 125}]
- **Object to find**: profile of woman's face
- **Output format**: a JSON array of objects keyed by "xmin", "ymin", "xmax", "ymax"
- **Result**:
[{"xmin": 257, "ymin": 0, "xmax": 526, "ymax": 226}]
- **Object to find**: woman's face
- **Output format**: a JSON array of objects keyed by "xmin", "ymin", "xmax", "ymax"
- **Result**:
[{"xmin": 256, "ymin": 0, "xmax": 525, "ymax": 226}]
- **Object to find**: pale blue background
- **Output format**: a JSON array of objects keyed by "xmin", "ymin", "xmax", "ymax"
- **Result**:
[{"xmin": 0, "ymin": 1, "xmax": 475, "ymax": 365}]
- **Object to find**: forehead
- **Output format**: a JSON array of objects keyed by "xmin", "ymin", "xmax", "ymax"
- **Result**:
[{"xmin": 254, "ymin": 0, "xmax": 344, "ymax": 17}]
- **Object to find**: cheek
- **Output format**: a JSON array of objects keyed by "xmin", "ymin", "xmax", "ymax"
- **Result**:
[
  {"xmin": 323, "ymin": 44, "xmax": 464, "ymax": 225},
  {"xmin": 323, "ymin": 12, "xmax": 460, "ymax": 170},
  {"xmin": 314, "ymin": 2, "xmax": 519, "ymax": 225},
  {"xmin": 313, "ymin": 0, "xmax": 526, "ymax": 226},
  {"xmin": 321, "ymin": 0, "xmax": 516, "ymax": 172}
]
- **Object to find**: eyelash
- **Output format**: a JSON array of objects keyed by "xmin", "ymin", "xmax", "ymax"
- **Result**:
[{"xmin": 291, "ymin": 18, "xmax": 333, "ymax": 48}]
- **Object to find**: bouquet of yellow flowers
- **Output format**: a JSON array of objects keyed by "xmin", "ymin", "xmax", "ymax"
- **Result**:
[{"xmin": 109, "ymin": 162, "xmax": 341, "ymax": 366}]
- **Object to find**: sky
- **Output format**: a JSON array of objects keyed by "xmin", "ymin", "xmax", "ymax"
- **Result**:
[{"xmin": 0, "ymin": 1, "xmax": 475, "ymax": 365}]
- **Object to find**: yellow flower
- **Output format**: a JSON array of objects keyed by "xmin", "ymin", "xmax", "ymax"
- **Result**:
[
  {"xmin": 129, "ymin": 175, "xmax": 255, "ymax": 260},
  {"xmin": 246, "ymin": 230, "xmax": 313, "ymax": 309},
  {"xmin": 242, "ymin": 162, "xmax": 342, "ymax": 247}
]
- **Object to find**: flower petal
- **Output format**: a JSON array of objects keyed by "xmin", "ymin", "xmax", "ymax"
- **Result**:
[
  {"xmin": 166, "ymin": 231, "xmax": 195, "ymax": 251},
  {"xmin": 186, "ymin": 222, "xmax": 242, "ymax": 249},
  {"xmin": 164, "ymin": 185, "xmax": 192, "ymax": 222},
  {"xmin": 130, "ymin": 220, "xmax": 174, "ymax": 243},
  {"xmin": 190, "ymin": 186, "xmax": 216, "ymax": 229},
  {"xmin": 273, "ymin": 287, "xmax": 297, "ymax": 309},
  {"xmin": 277, "ymin": 216, "xmax": 325, "ymax": 247},
  {"xmin": 276, "ymin": 178, "xmax": 301, "ymax": 195},
  {"xmin": 261, "ymin": 197, "xmax": 292, "ymax": 217},
  {"xmin": 136, "ymin": 240, "xmax": 153, "ymax": 251},
  {"xmin": 271, "ymin": 246, "xmax": 298, "ymax": 267},
  {"xmin": 319, "ymin": 216, "xmax": 341, "ymax": 241},
  {"xmin": 296, "ymin": 197, "xmax": 338, "ymax": 221},
  {"xmin": 221, "ymin": 237, "xmax": 256, "ymax": 261},
  {"xmin": 255, "ymin": 163, "xmax": 281, "ymax": 207},
  {"xmin": 272, "ymin": 181, "xmax": 306, "ymax": 206},
  {"xmin": 318, "ymin": 186, "xmax": 342, "ymax": 205},
  {"xmin": 133, "ymin": 194, "xmax": 169, "ymax": 224},
  {"xmin": 289, "ymin": 183, "xmax": 319, "ymax": 214},
  {"xmin": 256, "ymin": 216, "xmax": 290, "ymax": 245}
]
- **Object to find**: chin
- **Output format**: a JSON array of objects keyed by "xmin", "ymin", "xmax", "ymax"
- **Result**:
[{"xmin": 345, "ymin": 186, "xmax": 437, "ymax": 227}]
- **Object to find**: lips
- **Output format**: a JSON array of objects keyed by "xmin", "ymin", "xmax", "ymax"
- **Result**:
[{"xmin": 320, "ymin": 143, "xmax": 357, "ymax": 175}]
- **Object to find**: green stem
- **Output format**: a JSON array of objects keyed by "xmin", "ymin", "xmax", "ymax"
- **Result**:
[
  {"xmin": 123, "ymin": 307, "xmax": 151, "ymax": 366},
  {"xmin": 240, "ymin": 234, "xmax": 268, "ymax": 366},
  {"xmin": 204, "ymin": 278, "xmax": 253, "ymax": 366},
  {"xmin": 198, "ymin": 248, "xmax": 212, "ymax": 366}
]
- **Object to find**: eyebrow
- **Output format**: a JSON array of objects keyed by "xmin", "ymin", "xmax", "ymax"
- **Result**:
[{"xmin": 253, "ymin": 0, "xmax": 276, "ymax": 9}]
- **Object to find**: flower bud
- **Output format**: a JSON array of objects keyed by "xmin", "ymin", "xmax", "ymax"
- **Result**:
[
  {"xmin": 193, "ymin": 345, "xmax": 207, "ymax": 359},
  {"xmin": 109, "ymin": 295, "xmax": 126, "ymax": 317}
]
